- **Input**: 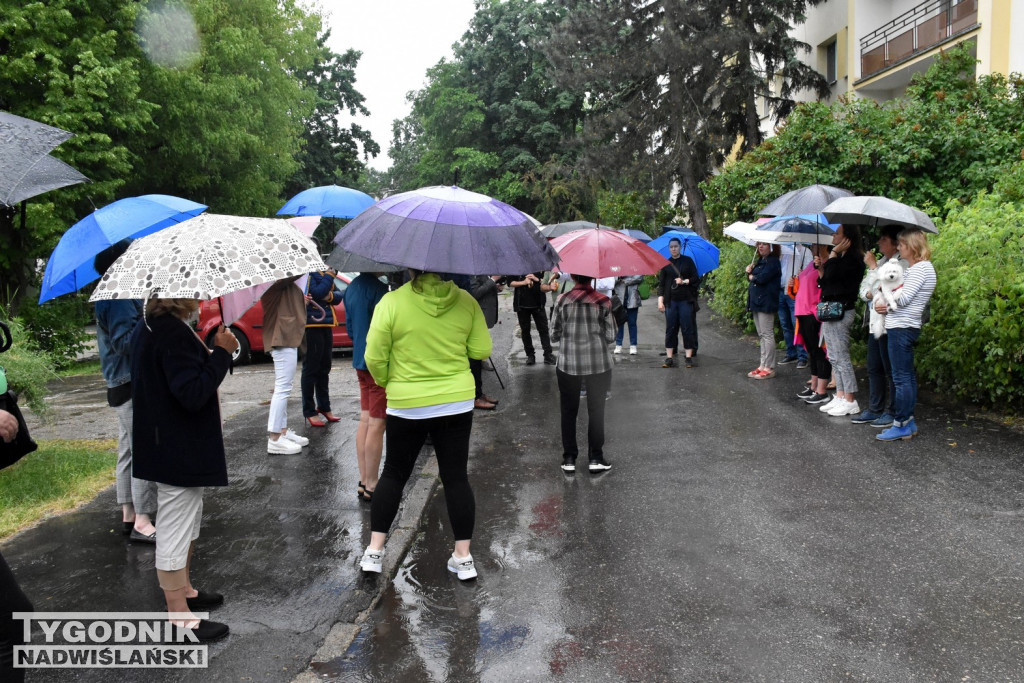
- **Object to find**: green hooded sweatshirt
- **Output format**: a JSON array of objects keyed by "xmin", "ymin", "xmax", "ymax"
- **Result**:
[{"xmin": 365, "ymin": 274, "xmax": 493, "ymax": 409}]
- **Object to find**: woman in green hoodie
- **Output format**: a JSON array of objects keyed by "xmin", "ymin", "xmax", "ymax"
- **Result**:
[{"xmin": 359, "ymin": 271, "xmax": 493, "ymax": 581}]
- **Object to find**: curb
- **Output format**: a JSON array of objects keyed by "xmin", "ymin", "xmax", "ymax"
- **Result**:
[{"xmin": 291, "ymin": 457, "xmax": 440, "ymax": 682}]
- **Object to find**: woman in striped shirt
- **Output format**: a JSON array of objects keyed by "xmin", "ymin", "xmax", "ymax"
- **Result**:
[{"xmin": 874, "ymin": 230, "xmax": 936, "ymax": 441}]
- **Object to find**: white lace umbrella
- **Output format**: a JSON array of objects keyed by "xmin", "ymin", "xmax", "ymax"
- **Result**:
[{"xmin": 89, "ymin": 213, "xmax": 327, "ymax": 301}]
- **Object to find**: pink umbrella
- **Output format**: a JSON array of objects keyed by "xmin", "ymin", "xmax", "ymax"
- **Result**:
[
  {"xmin": 549, "ymin": 228, "xmax": 669, "ymax": 278},
  {"xmin": 219, "ymin": 216, "xmax": 321, "ymax": 325}
]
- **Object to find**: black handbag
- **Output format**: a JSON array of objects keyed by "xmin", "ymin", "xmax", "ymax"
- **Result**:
[
  {"xmin": 816, "ymin": 301, "xmax": 845, "ymax": 321},
  {"xmin": 0, "ymin": 390, "xmax": 38, "ymax": 470},
  {"xmin": 610, "ymin": 294, "xmax": 629, "ymax": 327}
]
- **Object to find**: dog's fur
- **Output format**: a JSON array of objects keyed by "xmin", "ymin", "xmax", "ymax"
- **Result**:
[{"xmin": 869, "ymin": 261, "xmax": 905, "ymax": 339}]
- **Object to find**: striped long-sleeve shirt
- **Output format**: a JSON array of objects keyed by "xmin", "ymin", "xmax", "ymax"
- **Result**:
[
  {"xmin": 550, "ymin": 284, "xmax": 614, "ymax": 376},
  {"xmin": 885, "ymin": 260, "xmax": 936, "ymax": 330}
]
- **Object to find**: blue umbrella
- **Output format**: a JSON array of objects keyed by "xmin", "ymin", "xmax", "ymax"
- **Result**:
[
  {"xmin": 277, "ymin": 185, "xmax": 375, "ymax": 219},
  {"xmin": 618, "ymin": 228, "xmax": 652, "ymax": 243},
  {"xmin": 39, "ymin": 194, "xmax": 207, "ymax": 303},
  {"xmin": 335, "ymin": 185, "xmax": 558, "ymax": 275},
  {"xmin": 647, "ymin": 229, "xmax": 720, "ymax": 276},
  {"xmin": 752, "ymin": 213, "xmax": 840, "ymax": 244}
]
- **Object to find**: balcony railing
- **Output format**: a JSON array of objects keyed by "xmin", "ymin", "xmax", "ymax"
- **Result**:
[{"xmin": 860, "ymin": 0, "xmax": 978, "ymax": 78}]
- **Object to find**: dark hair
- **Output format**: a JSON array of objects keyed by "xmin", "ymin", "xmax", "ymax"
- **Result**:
[
  {"xmin": 570, "ymin": 274, "xmax": 593, "ymax": 286},
  {"xmin": 839, "ymin": 224, "xmax": 865, "ymax": 258},
  {"xmin": 93, "ymin": 238, "xmax": 133, "ymax": 275},
  {"xmin": 879, "ymin": 226, "xmax": 901, "ymax": 243},
  {"xmin": 668, "ymin": 237, "xmax": 682, "ymax": 247}
]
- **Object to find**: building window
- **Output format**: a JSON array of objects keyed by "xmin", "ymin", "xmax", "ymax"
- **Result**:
[{"xmin": 825, "ymin": 40, "xmax": 837, "ymax": 83}]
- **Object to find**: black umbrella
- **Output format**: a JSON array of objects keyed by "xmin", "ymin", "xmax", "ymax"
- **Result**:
[
  {"xmin": 759, "ymin": 184, "xmax": 852, "ymax": 218},
  {"xmin": 325, "ymin": 242, "xmax": 404, "ymax": 274},
  {"xmin": 0, "ymin": 111, "xmax": 88, "ymax": 207},
  {"xmin": 539, "ymin": 220, "xmax": 604, "ymax": 239}
]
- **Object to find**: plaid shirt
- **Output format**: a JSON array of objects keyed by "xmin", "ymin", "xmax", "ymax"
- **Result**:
[{"xmin": 551, "ymin": 284, "xmax": 613, "ymax": 376}]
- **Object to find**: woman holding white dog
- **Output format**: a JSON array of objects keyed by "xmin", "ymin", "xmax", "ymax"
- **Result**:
[
  {"xmin": 815, "ymin": 224, "xmax": 866, "ymax": 417},
  {"xmin": 853, "ymin": 227, "xmax": 909, "ymax": 427},
  {"xmin": 874, "ymin": 230, "xmax": 936, "ymax": 441}
]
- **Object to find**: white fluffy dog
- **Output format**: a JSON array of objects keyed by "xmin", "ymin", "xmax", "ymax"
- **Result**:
[{"xmin": 869, "ymin": 261, "xmax": 905, "ymax": 339}]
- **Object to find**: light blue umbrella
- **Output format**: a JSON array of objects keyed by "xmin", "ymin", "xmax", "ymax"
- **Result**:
[
  {"xmin": 752, "ymin": 213, "xmax": 840, "ymax": 244},
  {"xmin": 39, "ymin": 194, "xmax": 207, "ymax": 303},
  {"xmin": 277, "ymin": 185, "xmax": 375, "ymax": 219},
  {"xmin": 647, "ymin": 229, "xmax": 720, "ymax": 276}
]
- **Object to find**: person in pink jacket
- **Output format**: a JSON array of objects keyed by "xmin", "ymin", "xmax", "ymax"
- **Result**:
[{"xmin": 794, "ymin": 244, "xmax": 831, "ymax": 405}]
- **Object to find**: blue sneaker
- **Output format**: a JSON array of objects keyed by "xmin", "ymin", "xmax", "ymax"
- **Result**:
[
  {"xmin": 851, "ymin": 410, "xmax": 881, "ymax": 424},
  {"xmin": 870, "ymin": 413, "xmax": 894, "ymax": 428},
  {"xmin": 877, "ymin": 423, "xmax": 915, "ymax": 441}
]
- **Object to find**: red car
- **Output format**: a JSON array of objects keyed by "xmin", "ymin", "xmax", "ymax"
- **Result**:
[{"xmin": 198, "ymin": 273, "xmax": 354, "ymax": 364}]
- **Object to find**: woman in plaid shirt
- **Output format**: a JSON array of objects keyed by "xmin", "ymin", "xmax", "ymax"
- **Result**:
[{"xmin": 551, "ymin": 274, "xmax": 615, "ymax": 474}]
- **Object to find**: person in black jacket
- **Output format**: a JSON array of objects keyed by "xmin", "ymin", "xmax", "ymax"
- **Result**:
[
  {"xmin": 745, "ymin": 242, "xmax": 782, "ymax": 379},
  {"xmin": 130, "ymin": 298, "xmax": 238, "ymax": 643},
  {"xmin": 301, "ymin": 270, "xmax": 340, "ymax": 427},
  {"xmin": 815, "ymin": 225, "xmax": 866, "ymax": 417},
  {"xmin": 657, "ymin": 238, "xmax": 700, "ymax": 368}
]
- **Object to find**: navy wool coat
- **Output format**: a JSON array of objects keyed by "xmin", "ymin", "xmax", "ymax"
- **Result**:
[
  {"xmin": 747, "ymin": 255, "xmax": 782, "ymax": 313},
  {"xmin": 130, "ymin": 313, "xmax": 232, "ymax": 487}
]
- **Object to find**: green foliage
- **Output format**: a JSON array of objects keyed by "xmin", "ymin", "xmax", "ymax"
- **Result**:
[
  {"xmin": 704, "ymin": 241, "xmax": 756, "ymax": 334},
  {"xmin": 918, "ymin": 170, "xmax": 1024, "ymax": 406},
  {"xmin": 0, "ymin": 312, "xmax": 58, "ymax": 416},
  {"xmin": 15, "ymin": 295, "xmax": 90, "ymax": 371},
  {"xmin": 596, "ymin": 190, "xmax": 676, "ymax": 234}
]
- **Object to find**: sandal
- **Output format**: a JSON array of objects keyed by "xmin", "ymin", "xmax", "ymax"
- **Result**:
[
  {"xmin": 357, "ymin": 481, "xmax": 365, "ymax": 499},
  {"xmin": 361, "ymin": 488, "xmax": 373, "ymax": 502}
]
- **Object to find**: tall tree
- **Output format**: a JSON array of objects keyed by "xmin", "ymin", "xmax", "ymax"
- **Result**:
[{"xmin": 546, "ymin": 0, "xmax": 829, "ymax": 236}]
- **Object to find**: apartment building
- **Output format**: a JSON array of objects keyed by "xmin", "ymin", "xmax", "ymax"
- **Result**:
[{"xmin": 784, "ymin": 0, "xmax": 1023, "ymax": 106}]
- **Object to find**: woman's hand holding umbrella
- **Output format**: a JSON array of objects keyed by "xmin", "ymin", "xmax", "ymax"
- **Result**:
[{"xmin": 212, "ymin": 325, "xmax": 239, "ymax": 355}]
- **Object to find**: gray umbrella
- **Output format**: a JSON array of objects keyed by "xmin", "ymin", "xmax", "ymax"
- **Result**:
[
  {"xmin": 325, "ymin": 242, "xmax": 404, "ymax": 273},
  {"xmin": 0, "ymin": 111, "xmax": 88, "ymax": 206},
  {"xmin": 540, "ymin": 220, "xmax": 604, "ymax": 239},
  {"xmin": 822, "ymin": 196, "xmax": 938, "ymax": 233},
  {"xmin": 759, "ymin": 184, "xmax": 853, "ymax": 217}
]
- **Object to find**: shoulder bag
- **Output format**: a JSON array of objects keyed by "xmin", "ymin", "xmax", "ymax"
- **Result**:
[{"xmin": 816, "ymin": 301, "xmax": 845, "ymax": 321}]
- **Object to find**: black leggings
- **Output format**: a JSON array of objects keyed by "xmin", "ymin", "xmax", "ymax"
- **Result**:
[
  {"xmin": 0, "ymin": 550, "xmax": 31, "ymax": 683},
  {"xmin": 371, "ymin": 411, "xmax": 475, "ymax": 540},
  {"xmin": 797, "ymin": 314, "xmax": 831, "ymax": 379}
]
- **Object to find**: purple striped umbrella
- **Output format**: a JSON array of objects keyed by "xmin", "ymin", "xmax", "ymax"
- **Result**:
[{"xmin": 333, "ymin": 185, "xmax": 558, "ymax": 275}]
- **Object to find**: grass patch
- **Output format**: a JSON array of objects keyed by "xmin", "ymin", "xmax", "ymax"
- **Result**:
[
  {"xmin": 57, "ymin": 359, "xmax": 102, "ymax": 378},
  {"xmin": 0, "ymin": 439, "xmax": 116, "ymax": 541}
]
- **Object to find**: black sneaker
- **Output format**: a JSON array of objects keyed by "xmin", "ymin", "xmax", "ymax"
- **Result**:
[
  {"xmin": 685, "ymin": 356, "xmax": 694, "ymax": 368},
  {"xmin": 804, "ymin": 392, "xmax": 830, "ymax": 405},
  {"xmin": 173, "ymin": 619, "xmax": 229, "ymax": 644},
  {"xmin": 662, "ymin": 357, "xmax": 676, "ymax": 368},
  {"xmin": 588, "ymin": 458, "xmax": 612, "ymax": 472},
  {"xmin": 796, "ymin": 359, "xmax": 808, "ymax": 369},
  {"xmin": 525, "ymin": 356, "xmax": 536, "ymax": 366},
  {"xmin": 778, "ymin": 356, "xmax": 798, "ymax": 365},
  {"xmin": 796, "ymin": 387, "xmax": 815, "ymax": 400},
  {"xmin": 543, "ymin": 354, "xmax": 557, "ymax": 365},
  {"xmin": 561, "ymin": 457, "xmax": 576, "ymax": 473}
]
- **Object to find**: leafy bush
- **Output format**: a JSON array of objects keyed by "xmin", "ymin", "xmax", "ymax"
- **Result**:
[
  {"xmin": 705, "ymin": 240, "xmax": 755, "ymax": 335},
  {"xmin": 918, "ymin": 168, "xmax": 1024, "ymax": 406},
  {"xmin": 16, "ymin": 294, "xmax": 90, "ymax": 371},
  {"xmin": 0, "ymin": 312, "xmax": 58, "ymax": 416}
]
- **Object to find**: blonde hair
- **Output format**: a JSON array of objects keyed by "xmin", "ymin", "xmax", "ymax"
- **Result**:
[
  {"xmin": 898, "ymin": 230, "xmax": 931, "ymax": 261},
  {"xmin": 146, "ymin": 297, "xmax": 200, "ymax": 320}
]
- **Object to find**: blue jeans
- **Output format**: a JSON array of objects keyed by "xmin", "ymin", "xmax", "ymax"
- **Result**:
[
  {"xmin": 665, "ymin": 300, "xmax": 696, "ymax": 352},
  {"xmin": 615, "ymin": 308, "xmax": 639, "ymax": 345},
  {"xmin": 886, "ymin": 327, "xmax": 921, "ymax": 425},
  {"xmin": 777, "ymin": 291, "xmax": 806, "ymax": 361},
  {"xmin": 866, "ymin": 332, "xmax": 894, "ymax": 414}
]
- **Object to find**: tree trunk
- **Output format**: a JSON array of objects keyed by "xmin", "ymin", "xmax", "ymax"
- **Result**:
[{"xmin": 676, "ymin": 150, "xmax": 709, "ymax": 239}]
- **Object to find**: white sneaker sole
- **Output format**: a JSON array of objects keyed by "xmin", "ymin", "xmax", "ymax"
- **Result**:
[
  {"xmin": 448, "ymin": 563, "xmax": 477, "ymax": 581},
  {"xmin": 267, "ymin": 441, "xmax": 301, "ymax": 455}
]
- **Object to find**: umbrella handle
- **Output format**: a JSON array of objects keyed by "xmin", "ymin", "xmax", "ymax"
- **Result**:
[{"xmin": 309, "ymin": 300, "xmax": 327, "ymax": 322}]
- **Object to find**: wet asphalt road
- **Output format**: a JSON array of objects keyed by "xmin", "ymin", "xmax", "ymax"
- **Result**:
[{"xmin": 319, "ymin": 303, "xmax": 1024, "ymax": 682}]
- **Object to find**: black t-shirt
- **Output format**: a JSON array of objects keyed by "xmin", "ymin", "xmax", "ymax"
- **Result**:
[
  {"xmin": 658, "ymin": 256, "xmax": 699, "ymax": 303},
  {"xmin": 513, "ymin": 272, "xmax": 547, "ymax": 310}
]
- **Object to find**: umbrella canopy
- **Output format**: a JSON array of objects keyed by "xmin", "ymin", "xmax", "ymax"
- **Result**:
[
  {"xmin": 722, "ymin": 221, "xmax": 759, "ymax": 246},
  {"xmin": 90, "ymin": 213, "xmax": 327, "ymax": 302},
  {"xmin": 540, "ymin": 220, "xmax": 601, "ymax": 239},
  {"xmin": 617, "ymin": 228, "xmax": 652, "ymax": 243},
  {"xmin": 277, "ymin": 185, "xmax": 376, "ymax": 219},
  {"xmin": 334, "ymin": 185, "xmax": 559, "ymax": 276},
  {"xmin": 548, "ymin": 229, "xmax": 668, "ymax": 278},
  {"xmin": 753, "ymin": 213, "xmax": 840, "ymax": 244},
  {"xmin": 39, "ymin": 194, "xmax": 208, "ymax": 303},
  {"xmin": 822, "ymin": 195, "xmax": 937, "ymax": 233},
  {"xmin": 647, "ymin": 230, "xmax": 720, "ymax": 276},
  {"xmin": 759, "ymin": 184, "xmax": 853, "ymax": 217},
  {"xmin": 0, "ymin": 112, "xmax": 88, "ymax": 206},
  {"xmin": 325, "ymin": 243, "xmax": 404, "ymax": 274}
]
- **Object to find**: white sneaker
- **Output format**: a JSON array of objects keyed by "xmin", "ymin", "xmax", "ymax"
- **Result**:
[
  {"xmin": 267, "ymin": 437, "xmax": 301, "ymax": 455},
  {"xmin": 281, "ymin": 431, "xmax": 309, "ymax": 447},
  {"xmin": 629, "ymin": 346, "xmax": 637, "ymax": 355},
  {"xmin": 828, "ymin": 399, "xmax": 860, "ymax": 417},
  {"xmin": 613, "ymin": 345, "xmax": 622, "ymax": 354},
  {"xmin": 818, "ymin": 395, "xmax": 839, "ymax": 412},
  {"xmin": 447, "ymin": 553, "xmax": 477, "ymax": 581},
  {"xmin": 360, "ymin": 546, "xmax": 384, "ymax": 573}
]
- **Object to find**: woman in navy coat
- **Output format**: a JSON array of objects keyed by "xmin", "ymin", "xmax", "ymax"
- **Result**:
[
  {"xmin": 745, "ymin": 242, "xmax": 782, "ymax": 379},
  {"xmin": 131, "ymin": 298, "xmax": 237, "ymax": 643}
]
